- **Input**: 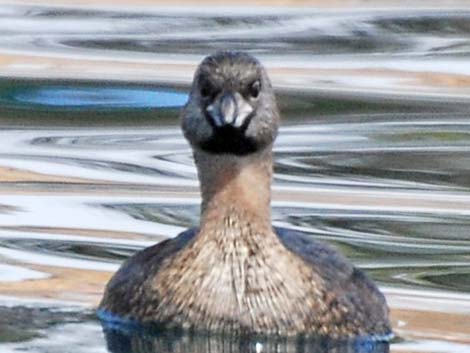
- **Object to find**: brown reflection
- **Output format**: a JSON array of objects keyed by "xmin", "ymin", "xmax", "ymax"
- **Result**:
[
  {"xmin": 392, "ymin": 308, "xmax": 470, "ymax": 344},
  {"xmin": 0, "ymin": 225, "xmax": 160, "ymax": 240},
  {"xmin": 0, "ymin": 166, "xmax": 93, "ymax": 183},
  {"xmin": 0, "ymin": 265, "xmax": 110, "ymax": 305}
]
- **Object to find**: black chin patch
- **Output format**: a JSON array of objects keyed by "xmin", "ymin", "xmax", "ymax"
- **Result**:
[{"xmin": 199, "ymin": 126, "xmax": 260, "ymax": 156}]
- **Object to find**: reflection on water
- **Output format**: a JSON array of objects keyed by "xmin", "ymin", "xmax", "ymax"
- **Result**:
[
  {"xmin": 7, "ymin": 86, "xmax": 187, "ymax": 109},
  {"xmin": 0, "ymin": 2, "xmax": 470, "ymax": 353},
  {"xmin": 102, "ymin": 326, "xmax": 390, "ymax": 353}
]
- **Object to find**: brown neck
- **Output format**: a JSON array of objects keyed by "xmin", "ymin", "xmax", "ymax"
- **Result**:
[{"xmin": 193, "ymin": 147, "xmax": 273, "ymax": 233}]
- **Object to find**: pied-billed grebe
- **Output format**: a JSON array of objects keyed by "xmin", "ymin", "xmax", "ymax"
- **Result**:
[{"xmin": 99, "ymin": 51, "xmax": 391, "ymax": 338}]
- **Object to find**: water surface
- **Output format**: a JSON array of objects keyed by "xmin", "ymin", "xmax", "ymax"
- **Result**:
[{"xmin": 1, "ymin": 3, "xmax": 470, "ymax": 353}]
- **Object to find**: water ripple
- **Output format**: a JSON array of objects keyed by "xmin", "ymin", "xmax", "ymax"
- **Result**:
[{"xmin": 3, "ymin": 6, "xmax": 468, "ymax": 57}]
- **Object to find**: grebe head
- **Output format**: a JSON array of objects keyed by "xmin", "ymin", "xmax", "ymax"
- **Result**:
[{"xmin": 181, "ymin": 51, "xmax": 280, "ymax": 156}]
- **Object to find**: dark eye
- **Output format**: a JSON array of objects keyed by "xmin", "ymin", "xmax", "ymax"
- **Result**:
[
  {"xmin": 249, "ymin": 80, "xmax": 261, "ymax": 99},
  {"xmin": 200, "ymin": 79, "xmax": 215, "ymax": 99}
]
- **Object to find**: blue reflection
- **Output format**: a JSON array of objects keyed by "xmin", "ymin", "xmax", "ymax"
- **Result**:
[{"xmin": 10, "ymin": 86, "xmax": 188, "ymax": 109}]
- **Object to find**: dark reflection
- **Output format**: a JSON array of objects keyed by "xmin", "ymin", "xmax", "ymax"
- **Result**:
[
  {"xmin": 103, "ymin": 203, "xmax": 199, "ymax": 229},
  {"xmin": 30, "ymin": 134, "xmax": 180, "ymax": 149},
  {"xmin": 102, "ymin": 326, "xmax": 389, "ymax": 353},
  {"xmin": 373, "ymin": 14, "xmax": 470, "ymax": 35},
  {"xmin": 280, "ymin": 151, "xmax": 470, "ymax": 190},
  {"xmin": 0, "ymin": 237, "xmax": 140, "ymax": 263},
  {"xmin": 420, "ymin": 270, "xmax": 470, "ymax": 292},
  {"xmin": 63, "ymin": 34, "xmax": 404, "ymax": 57},
  {"xmin": 0, "ymin": 153, "xmax": 183, "ymax": 178},
  {"xmin": 0, "ymin": 305, "xmax": 93, "ymax": 343}
]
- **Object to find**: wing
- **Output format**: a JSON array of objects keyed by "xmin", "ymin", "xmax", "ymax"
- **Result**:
[
  {"xmin": 99, "ymin": 228, "xmax": 198, "ymax": 317},
  {"xmin": 275, "ymin": 226, "xmax": 355, "ymax": 283},
  {"xmin": 275, "ymin": 227, "xmax": 390, "ymax": 335}
]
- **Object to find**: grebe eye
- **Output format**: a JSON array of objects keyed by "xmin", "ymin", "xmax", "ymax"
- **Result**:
[
  {"xmin": 249, "ymin": 80, "xmax": 261, "ymax": 99},
  {"xmin": 200, "ymin": 79, "xmax": 216, "ymax": 99}
]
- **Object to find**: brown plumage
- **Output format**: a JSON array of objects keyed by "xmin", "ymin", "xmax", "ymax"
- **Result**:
[{"xmin": 99, "ymin": 51, "xmax": 391, "ymax": 338}]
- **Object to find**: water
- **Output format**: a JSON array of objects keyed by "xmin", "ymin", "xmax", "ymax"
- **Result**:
[{"xmin": 1, "ymin": 3, "xmax": 470, "ymax": 352}]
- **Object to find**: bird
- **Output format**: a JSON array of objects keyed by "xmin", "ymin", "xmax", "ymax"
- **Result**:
[{"xmin": 98, "ymin": 51, "xmax": 392, "ymax": 339}]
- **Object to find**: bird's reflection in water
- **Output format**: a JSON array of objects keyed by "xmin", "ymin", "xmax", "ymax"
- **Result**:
[{"xmin": 102, "ymin": 325, "xmax": 390, "ymax": 353}]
